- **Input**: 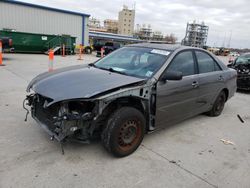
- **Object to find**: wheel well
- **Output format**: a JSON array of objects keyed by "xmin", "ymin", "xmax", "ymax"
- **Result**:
[
  {"xmin": 104, "ymin": 97, "xmax": 146, "ymax": 116},
  {"xmin": 96, "ymin": 97, "xmax": 148, "ymax": 130},
  {"xmin": 222, "ymin": 88, "xmax": 229, "ymax": 101}
]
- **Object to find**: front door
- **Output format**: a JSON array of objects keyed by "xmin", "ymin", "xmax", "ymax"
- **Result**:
[{"xmin": 155, "ymin": 50, "xmax": 199, "ymax": 128}]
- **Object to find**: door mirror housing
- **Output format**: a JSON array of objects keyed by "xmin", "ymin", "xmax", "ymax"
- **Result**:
[
  {"xmin": 160, "ymin": 71, "xmax": 183, "ymax": 82},
  {"xmin": 227, "ymin": 63, "xmax": 233, "ymax": 68}
]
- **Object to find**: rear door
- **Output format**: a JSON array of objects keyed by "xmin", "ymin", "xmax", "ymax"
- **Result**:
[
  {"xmin": 194, "ymin": 50, "xmax": 225, "ymax": 112},
  {"xmin": 156, "ymin": 50, "xmax": 200, "ymax": 127}
]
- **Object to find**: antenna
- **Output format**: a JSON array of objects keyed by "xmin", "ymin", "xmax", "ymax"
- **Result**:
[
  {"xmin": 222, "ymin": 32, "xmax": 226, "ymax": 47},
  {"xmin": 227, "ymin": 30, "xmax": 232, "ymax": 48}
]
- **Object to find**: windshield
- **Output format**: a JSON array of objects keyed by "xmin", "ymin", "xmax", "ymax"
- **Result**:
[
  {"xmin": 235, "ymin": 54, "xmax": 250, "ymax": 65},
  {"xmin": 94, "ymin": 47, "xmax": 170, "ymax": 78}
]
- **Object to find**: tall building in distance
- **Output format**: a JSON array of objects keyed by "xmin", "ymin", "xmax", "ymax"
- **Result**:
[
  {"xmin": 182, "ymin": 20, "xmax": 209, "ymax": 48},
  {"xmin": 89, "ymin": 17, "xmax": 108, "ymax": 32},
  {"xmin": 104, "ymin": 19, "xmax": 119, "ymax": 34},
  {"xmin": 152, "ymin": 31, "xmax": 164, "ymax": 41},
  {"xmin": 118, "ymin": 5, "xmax": 135, "ymax": 36},
  {"xmin": 89, "ymin": 17, "xmax": 101, "ymax": 29},
  {"xmin": 134, "ymin": 24, "xmax": 152, "ymax": 40}
]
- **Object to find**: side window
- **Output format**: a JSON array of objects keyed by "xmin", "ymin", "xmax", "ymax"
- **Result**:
[
  {"xmin": 195, "ymin": 51, "xmax": 221, "ymax": 73},
  {"xmin": 167, "ymin": 51, "xmax": 195, "ymax": 76}
]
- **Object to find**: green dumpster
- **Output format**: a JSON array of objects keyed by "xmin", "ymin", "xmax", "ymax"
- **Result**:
[{"xmin": 0, "ymin": 30, "xmax": 76, "ymax": 54}]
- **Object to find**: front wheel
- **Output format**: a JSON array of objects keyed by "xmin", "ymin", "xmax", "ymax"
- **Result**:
[
  {"xmin": 101, "ymin": 107, "xmax": 146, "ymax": 157},
  {"xmin": 206, "ymin": 91, "xmax": 226, "ymax": 117}
]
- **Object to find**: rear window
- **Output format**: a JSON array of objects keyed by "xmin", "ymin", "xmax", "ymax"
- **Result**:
[{"xmin": 195, "ymin": 51, "xmax": 221, "ymax": 73}]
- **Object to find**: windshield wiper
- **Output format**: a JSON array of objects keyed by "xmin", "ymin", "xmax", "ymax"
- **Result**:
[
  {"xmin": 88, "ymin": 63, "xmax": 97, "ymax": 67},
  {"xmin": 108, "ymin": 67, "xmax": 128, "ymax": 75},
  {"xmin": 89, "ymin": 64, "xmax": 128, "ymax": 75}
]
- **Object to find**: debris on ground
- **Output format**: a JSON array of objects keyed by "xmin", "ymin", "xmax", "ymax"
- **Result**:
[
  {"xmin": 208, "ymin": 150, "xmax": 214, "ymax": 154},
  {"xmin": 169, "ymin": 160, "xmax": 177, "ymax": 164},
  {"xmin": 220, "ymin": 139, "xmax": 235, "ymax": 145},
  {"xmin": 237, "ymin": 114, "xmax": 244, "ymax": 123}
]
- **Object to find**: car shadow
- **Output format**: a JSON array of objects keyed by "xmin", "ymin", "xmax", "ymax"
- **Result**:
[
  {"xmin": 237, "ymin": 89, "xmax": 250, "ymax": 94},
  {"xmin": 61, "ymin": 114, "xmax": 205, "ymax": 154}
]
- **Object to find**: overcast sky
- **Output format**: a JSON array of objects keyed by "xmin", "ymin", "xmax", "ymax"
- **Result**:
[{"xmin": 18, "ymin": 0, "xmax": 250, "ymax": 48}]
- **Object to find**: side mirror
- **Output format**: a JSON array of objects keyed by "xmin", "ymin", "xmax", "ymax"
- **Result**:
[
  {"xmin": 160, "ymin": 71, "xmax": 183, "ymax": 82},
  {"xmin": 227, "ymin": 63, "xmax": 233, "ymax": 68}
]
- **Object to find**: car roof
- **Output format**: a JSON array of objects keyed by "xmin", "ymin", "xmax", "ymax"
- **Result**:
[
  {"xmin": 127, "ymin": 43, "xmax": 199, "ymax": 51},
  {"xmin": 127, "ymin": 43, "xmax": 228, "ymax": 70}
]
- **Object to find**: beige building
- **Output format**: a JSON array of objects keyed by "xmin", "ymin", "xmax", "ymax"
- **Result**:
[
  {"xmin": 89, "ymin": 17, "xmax": 101, "ymax": 29},
  {"xmin": 89, "ymin": 17, "xmax": 107, "ymax": 33},
  {"xmin": 152, "ymin": 31, "xmax": 164, "ymax": 41},
  {"xmin": 104, "ymin": 19, "xmax": 118, "ymax": 34},
  {"xmin": 118, "ymin": 5, "xmax": 135, "ymax": 36}
]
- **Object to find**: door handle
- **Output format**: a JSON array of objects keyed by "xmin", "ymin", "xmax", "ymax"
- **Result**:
[
  {"xmin": 192, "ymin": 81, "xmax": 199, "ymax": 88},
  {"xmin": 218, "ymin": 75, "xmax": 224, "ymax": 81}
]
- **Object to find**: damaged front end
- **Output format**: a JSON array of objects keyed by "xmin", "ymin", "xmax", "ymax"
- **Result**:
[
  {"xmin": 23, "ymin": 64, "xmax": 155, "ymax": 148},
  {"xmin": 235, "ymin": 64, "xmax": 250, "ymax": 90},
  {"xmin": 24, "ymin": 94, "xmax": 98, "ymax": 142}
]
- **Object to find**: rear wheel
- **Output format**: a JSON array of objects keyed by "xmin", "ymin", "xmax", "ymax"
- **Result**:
[
  {"xmin": 101, "ymin": 107, "xmax": 145, "ymax": 157},
  {"xmin": 85, "ymin": 47, "xmax": 92, "ymax": 54},
  {"xmin": 206, "ymin": 91, "xmax": 226, "ymax": 117}
]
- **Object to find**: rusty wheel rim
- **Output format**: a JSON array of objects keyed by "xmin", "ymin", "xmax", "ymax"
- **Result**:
[{"xmin": 117, "ymin": 120, "xmax": 142, "ymax": 152}]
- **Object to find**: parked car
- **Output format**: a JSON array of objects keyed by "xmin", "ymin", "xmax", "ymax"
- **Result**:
[
  {"xmin": 228, "ymin": 53, "xmax": 250, "ymax": 90},
  {"xmin": 0, "ymin": 36, "xmax": 14, "ymax": 52},
  {"xmin": 215, "ymin": 48, "xmax": 230, "ymax": 56},
  {"xmin": 230, "ymin": 52, "xmax": 240, "ymax": 57},
  {"xmin": 228, "ymin": 52, "xmax": 240, "ymax": 63},
  {"xmin": 96, "ymin": 42, "xmax": 121, "ymax": 57},
  {"xmin": 24, "ymin": 43, "xmax": 237, "ymax": 157},
  {"xmin": 92, "ymin": 40, "xmax": 106, "ymax": 52}
]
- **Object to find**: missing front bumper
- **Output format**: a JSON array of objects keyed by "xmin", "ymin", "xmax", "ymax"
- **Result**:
[{"xmin": 33, "ymin": 115, "xmax": 64, "ymax": 141}]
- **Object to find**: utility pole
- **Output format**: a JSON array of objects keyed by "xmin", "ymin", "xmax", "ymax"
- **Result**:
[
  {"xmin": 222, "ymin": 32, "xmax": 226, "ymax": 48},
  {"xmin": 227, "ymin": 30, "xmax": 232, "ymax": 48},
  {"xmin": 133, "ymin": 1, "xmax": 136, "ymax": 10}
]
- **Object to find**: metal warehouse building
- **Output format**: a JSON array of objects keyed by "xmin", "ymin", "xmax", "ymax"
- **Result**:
[{"xmin": 0, "ymin": 0, "xmax": 90, "ymax": 46}]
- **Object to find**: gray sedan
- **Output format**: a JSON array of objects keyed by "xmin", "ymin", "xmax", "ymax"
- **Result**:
[{"xmin": 24, "ymin": 43, "xmax": 237, "ymax": 157}]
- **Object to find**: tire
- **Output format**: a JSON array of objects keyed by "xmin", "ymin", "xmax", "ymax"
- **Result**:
[
  {"xmin": 101, "ymin": 107, "xmax": 146, "ymax": 157},
  {"xmin": 206, "ymin": 91, "xmax": 226, "ymax": 117},
  {"xmin": 85, "ymin": 47, "xmax": 92, "ymax": 54}
]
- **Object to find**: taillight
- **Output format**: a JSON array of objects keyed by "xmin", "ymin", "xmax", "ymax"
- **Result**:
[{"xmin": 9, "ymin": 39, "xmax": 13, "ymax": 46}]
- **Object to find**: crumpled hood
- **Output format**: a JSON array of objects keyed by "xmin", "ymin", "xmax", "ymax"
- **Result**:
[{"xmin": 27, "ymin": 65, "xmax": 145, "ymax": 104}]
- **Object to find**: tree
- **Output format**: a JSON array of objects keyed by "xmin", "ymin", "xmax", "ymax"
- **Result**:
[{"xmin": 164, "ymin": 33, "xmax": 178, "ymax": 44}]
